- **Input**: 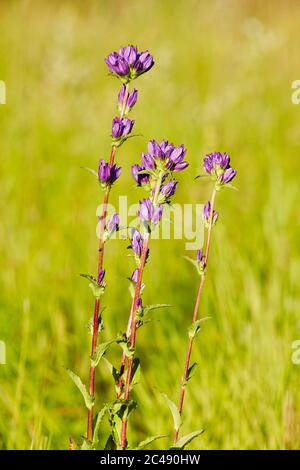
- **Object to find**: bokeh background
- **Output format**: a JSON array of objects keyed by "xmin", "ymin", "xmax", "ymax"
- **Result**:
[{"xmin": 0, "ymin": 0, "xmax": 300, "ymax": 450}]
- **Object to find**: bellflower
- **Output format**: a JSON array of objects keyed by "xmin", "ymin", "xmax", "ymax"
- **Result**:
[
  {"xmin": 112, "ymin": 117, "xmax": 135, "ymax": 139},
  {"xmin": 132, "ymin": 164, "xmax": 150, "ymax": 186},
  {"xmin": 160, "ymin": 180, "xmax": 178, "ymax": 199},
  {"xmin": 107, "ymin": 213, "xmax": 120, "ymax": 234},
  {"xmin": 131, "ymin": 229, "xmax": 144, "ymax": 258},
  {"xmin": 138, "ymin": 198, "xmax": 164, "ymax": 226},
  {"xmin": 202, "ymin": 200, "xmax": 219, "ymax": 227},
  {"xmin": 105, "ymin": 45, "xmax": 154, "ymax": 82},
  {"xmin": 142, "ymin": 140, "xmax": 188, "ymax": 173},
  {"xmin": 98, "ymin": 160, "xmax": 122, "ymax": 187},
  {"xmin": 203, "ymin": 152, "xmax": 237, "ymax": 187},
  {"xmin": 141, "ymin": 152, "xmax": 156, "ymax": 170},
  {"xmin": 196, "ymin": 249, "xmax": 206, "ymax": 274}
]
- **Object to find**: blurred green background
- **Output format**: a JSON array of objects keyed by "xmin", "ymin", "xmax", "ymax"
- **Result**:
[{"xmin": 1, "ymin": 0, "xmax": 300, "ymax": 450}]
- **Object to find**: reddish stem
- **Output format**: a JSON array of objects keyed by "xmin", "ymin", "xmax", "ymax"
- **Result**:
[
  {"xmin": 86, "ymin": 86, "xmax": 129, "ymax": 442},
  {"xmin": 120, "ymin": 234, "xmax": 150, "ymax": 449},
  {"xmin": 173, "ymin": 189, "xmax": 216, "ymax": 444}
]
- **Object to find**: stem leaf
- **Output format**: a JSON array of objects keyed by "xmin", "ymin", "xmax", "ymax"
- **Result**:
[
  {"xmin": 93, "ymin": 404, "xmax": 108, "ymax": 444},
  {"xmin": 130, "ymin": 358, "xmax": 141, "ymax": 390},
  {"xmin": 183, "ymin": 256, "xmax": 201, "ymax": 275},
  {"xmin": 66, "ymin": 368, "xmax": 94, "ymax": 410},
  {"xmin": 171, "ymin": 429, "xmax": 204, "ymax": 450},
  {"xmin": 143, "ymin": 304, "xmax": 172, "ymax": 316},
  {"xmin": 91, "ymin": 340, "xmax": 115, "ymax": 367},
  {"xmin": 134, "ymin": 434, "xmax": 167, "ymax": 450},
  {"xmin": 188, "ymin": 320, "xmax": 202, "ymax": 339},
  {"xmin": 161, "ymin": 393, "xmax": 182, "ymax": 433},
  {"xmin": 80, "ymin": 166, "xmax": 98, "ymax": 178},
  {"xmin": 187, "ymin": 362, "xmax": 198, "ymax": 382}
]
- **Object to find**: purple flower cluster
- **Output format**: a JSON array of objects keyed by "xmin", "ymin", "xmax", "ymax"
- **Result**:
[
  {"xmin": 202, "ymin": 201, "xmax": 219, "ymax": 227},
  {"xmin": 131, "ymin": 140, "xmax": 188, "ymax": 188},
  {"xmin": 112, "ymin": 117, "xmax": 135, "ymax": 139},
  {"xmin": 146, "ymin": 140, "xmax": 188, "ymax": 172},
  {"xmin": 105, "ymin": 45, "xmax": 154, "ymax": 81},
  {"xmin": 203, "ymin": 152, "xmax": 237, "ymax": 186},
  {"xmin": 98, "ymin": 160, "xmax": 121, "ymax": 187}
]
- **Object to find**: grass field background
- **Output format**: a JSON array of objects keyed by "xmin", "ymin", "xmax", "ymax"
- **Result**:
[{"xmin": 1, "ymin": 0, "xmax": 300, "ymax": 449}]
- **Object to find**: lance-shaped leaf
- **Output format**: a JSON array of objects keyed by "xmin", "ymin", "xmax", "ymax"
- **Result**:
[
  {"xmin": 188, "ymin": 317, "xmax": 211, "ymax": 339},
  {"xmin": 186, "ymin": 362, "xmax": 198, "ymax": 383},
  {"xmin": 134, "ymin": 434, "xmax": 167, "ymax": 450},
  {"xmin": 183, "ymin": 256, "xmax": 202, "ymax": 275},
  {"xmin": 103, "ymin": 357, "xmax": 120, "ymax": 390},
  {"xmin": 91, "ymin": 339, "xmax": 115, "ymax": 367},
  {"xmin": 81, "ymin": 437, "xmax": 95, "ymax": 450},
  {"xmin": 130, "ymin": 358, "xmax": 141, "ymax": 391},
  {"xmin": 66, "ymin": 369, "xmax": 94, "ymax": 410},
  {"xmin": 116, "ymin": 333, "xmax": 134, "ymax": 358},
  {"xmin": 143, "ymin": 304, "xmax": 172, "ymax": 316},
  {"xmin": 171, "ymin": 429, "xmax": 204, "ymax": 450},
  {"xmin": 162, "ymin": 393, "xmax": 182, "ymax": 433},
  {"xmin": 93, "ymin": 404, "xmax": 109, "ymax": 444},
  {"xmin": 81, "ymin": 166, "xmax": 98, "ymax": 178}
]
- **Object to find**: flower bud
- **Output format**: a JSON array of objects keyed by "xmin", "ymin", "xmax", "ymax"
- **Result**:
[
  {"xmin": 202, "ymin": 201, "xmax": 219, "ymax": 228},
  {"xmin": 97, "ymin": 269, "xmax": 105, "ymax": 285},
  {"xmin": 107, "ymin": 213, "xmax": 120, "ymax": 234}
]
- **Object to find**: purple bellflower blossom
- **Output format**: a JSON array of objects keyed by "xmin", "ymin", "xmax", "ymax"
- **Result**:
[
  {"xmin": 107, "ymin": 213, "xmax": 120, "ymax": 234},
  {"xmin": 131, "ymin": 164, "xmax": 150, "ymax": 187},
  {"xmin": 203, "ymin": 152, "xmax": 237, "ymax": 187},
  {"xmin": 138, "ymin": 198, "xmax": 164, "ymax": 226},
  {"xmin": 112, "ymin": 117, "xmax": 135, "ymax": 139},
  {"xmin": 196, "ymin": 249, "xmax": 206, "ymax": 274},
  {"xmin": 160, "ymin": 180, "xmax": 178, "ymax": 200},
  {"xmin": 145, "ymin": 139, "xmax": 188, "ymax": 173},
  {"xmin": 131, "ymin": 228, "xmax": 144, "ymax": 258},
  {"xmin": 105, "ymin": 45, "xmax": 154, "ymax": 82},
  {"xmin": 98, "ymin": 160, "xmax": 122, "ymax": 187}
]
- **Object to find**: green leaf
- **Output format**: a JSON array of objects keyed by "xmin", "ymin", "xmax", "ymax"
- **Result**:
[
  {"xmin": 93, "ymin": 405, "xmax": 108, "ymax": 444},
  {"xmin": 187, "ymin": 362, "xmax": 198, "ymax": 382},
  {"xmin": 81, "ymin": 437, "xmax": 94, "ymax": 450},
  {"xmin": 134, "ymin": 434, "xmax": 167, "ymax": 450},
  {"xmin": 66, "ymin": 369, "xmax": 94, "ymax": 410},
  {"xmin": 188, "ymin": 320, "xmax": 202, "ymax": 339},
  {"xmin": 195, "ymin": 174, "xmax": 209, "ymax": 180},
  {"xmin": 188, "ymin": 317, "xmax": 211, "ymax": 339},
  {"xmin": 91, "ymin": 340, "xmax": 115, "ymax": 367},
  {"xmin": 224, "ymin": 183, "xmax": 239, "ymax": 191},
  {"xmin": 162, "ymin": 393, "xmax": 182, "ymax": 432},
  {"xmin": 183, "ymin": 256, "xmax": 202, "ymax": 275},
  {"xmin": 80, "ymin": 166, "xmax": 98, "ymax": 178},
  {"xmin": 171, "ymin": 429, "xmax": 204, "ymax": 450},
  {"xmin": 143, "ymin": 304, "xmax": 172, "ymax": 316},
  {"xmin": 103, "ymin": 358, "xmax": 120, "ymax": 382},
  {"xmin": 116, "ymin": 334, "xmax": 134, "ymax": 358},
  {"xmin": 130, "ymin": 358, "xmax": 141, "ymax": 390},
  {"xmin": 80, "ymin": 273, "xmax": 105, "ymax": 298}
]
